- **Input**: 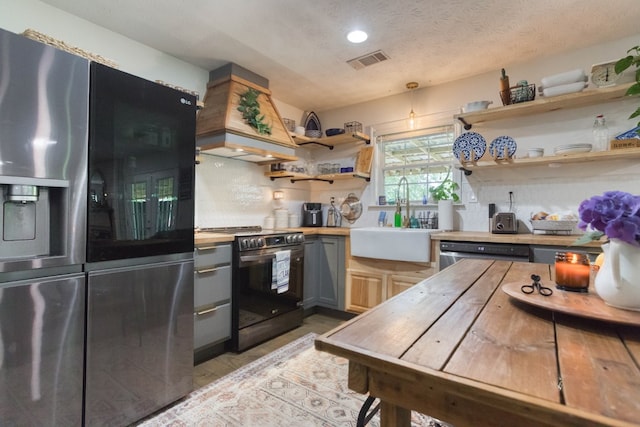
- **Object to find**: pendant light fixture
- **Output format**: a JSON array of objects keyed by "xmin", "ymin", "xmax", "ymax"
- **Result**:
[{"xmin": 406, "ymin": 82, "xmax": 418, "ymax": 129}]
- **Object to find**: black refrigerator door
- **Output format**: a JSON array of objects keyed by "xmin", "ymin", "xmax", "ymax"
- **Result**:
[{"xmin": 88, "ymin": 63, "xmax": 195, "ymax": 262}]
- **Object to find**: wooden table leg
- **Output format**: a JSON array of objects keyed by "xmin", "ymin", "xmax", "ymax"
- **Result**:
[{"xmin": 380, "ymin": 401, "xmax": 411, "ymax": 427}]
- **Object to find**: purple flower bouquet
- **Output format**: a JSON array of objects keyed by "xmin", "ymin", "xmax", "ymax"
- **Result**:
[{"xmin": 575, "ymin": 191, "xmax": 640, "ymax": 247}]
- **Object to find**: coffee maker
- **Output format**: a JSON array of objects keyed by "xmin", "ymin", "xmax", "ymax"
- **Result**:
[{"xmin": 302, "ymin": 202, "xmax": 323, "ymax": 227}]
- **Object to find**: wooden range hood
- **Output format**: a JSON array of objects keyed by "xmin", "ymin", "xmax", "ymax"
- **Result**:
[{"xmin": 196, "ymin": 64, "xmax": 298, "ymax": 164}]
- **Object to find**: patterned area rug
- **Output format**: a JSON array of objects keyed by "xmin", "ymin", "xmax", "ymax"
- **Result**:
[{"xmin": 138, "ymin": 333, "xmax": 447, "ymax": 427}]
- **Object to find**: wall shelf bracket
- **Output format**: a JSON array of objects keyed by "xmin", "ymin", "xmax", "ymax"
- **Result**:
[
  {"xmin": 290, "ymin": 177, "xmax": 334, "ymax": 184},
  {"xmin": 457, "ymin": 117, "xmax": 472, "ymax": 130},
  {"xmin": 269, "ymin": 175, "xmax": 293, "ymax": 181},
  {"xmin": 296, "ymin": 141, "xmax": 334, "ymax": 150},
  {"xmin": 457, "ymin": 166, "xmax": 472, "ymax": 176}
]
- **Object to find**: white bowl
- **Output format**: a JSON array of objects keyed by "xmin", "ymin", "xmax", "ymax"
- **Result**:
[
  {"xmin": 463, "ymin": 100, "xmax": 492, "ymax": 113},
  {"xmin": 528, "ymin": 148, "xmax": 544, "ymax": 157}
]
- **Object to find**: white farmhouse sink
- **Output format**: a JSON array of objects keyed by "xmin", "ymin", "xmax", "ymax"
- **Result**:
[{"xmin": 350, "ymin": 227, "xmax": 439, "ymax": 262}]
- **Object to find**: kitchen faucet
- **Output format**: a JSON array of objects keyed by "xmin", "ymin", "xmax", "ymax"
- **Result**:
[{"xmin": 397, "ymin": 176, "xmax": 410, "ymax": 228}]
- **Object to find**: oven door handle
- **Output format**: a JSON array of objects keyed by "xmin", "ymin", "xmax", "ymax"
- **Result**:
[
  {"xmin": 239, "ymin": 249, "xmax": 303, "ymax": 264},
  {"xmin": 240, "ymin": 254, "xmax": 275, "ymax": 263}
]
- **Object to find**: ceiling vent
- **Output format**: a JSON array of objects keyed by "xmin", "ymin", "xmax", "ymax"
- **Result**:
[{"xmin": 347, "ymin": 50, "xmax": 390, "ymax": 70}]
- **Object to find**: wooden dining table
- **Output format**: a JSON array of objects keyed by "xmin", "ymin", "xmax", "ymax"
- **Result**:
[{"xmin": 314, "ymin": 259, "xmax": 640, "ymax": 427}]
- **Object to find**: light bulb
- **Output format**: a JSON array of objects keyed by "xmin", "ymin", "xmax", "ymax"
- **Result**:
[
  {"xmin": 406, "ymin": 82, "xmax": 419, "ymax": 130},
  {"xmin": 347, "ymin": 30, "xmax": 368, "ymax": 43}
]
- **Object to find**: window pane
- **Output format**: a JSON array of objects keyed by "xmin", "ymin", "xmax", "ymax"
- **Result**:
[{"xmin": 379, "ymin": 124, "xmax": 455, "ymax": 203}]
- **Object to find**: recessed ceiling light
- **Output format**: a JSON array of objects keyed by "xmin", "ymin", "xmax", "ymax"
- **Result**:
[{"xmin": 347, "ymin": 30, "xmax": 368, "ymax": 44}]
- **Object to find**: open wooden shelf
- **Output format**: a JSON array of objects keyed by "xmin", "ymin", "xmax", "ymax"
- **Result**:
[
  {"xmin": 458, "ymin": 147, "xmax": 640, "ymax": 172},
  {"xmin": 291, "ymin": 131, "xmax": 370, "ymax": 149},
  {"xmin": 264, "ymin": 170, "xmax": 370, "ymax": 183},
  {"xmin": 454, "ymin": 83, "xmax": 635, "ymax": 128},
  {"xmin": 317, "ymin": 172, "xmax": 370, "ymax": 181}
]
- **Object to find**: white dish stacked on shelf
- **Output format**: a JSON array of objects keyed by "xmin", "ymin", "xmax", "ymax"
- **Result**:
[
  {"xmin": 539, "ymin": 68, "xmax": 588, "ymax": 97},
  {"xmin": 553, "ymin": 143, "xmax": 592, "ymax": 155}
]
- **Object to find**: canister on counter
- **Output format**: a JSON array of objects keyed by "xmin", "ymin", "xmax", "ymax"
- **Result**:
[
  {"xmin": 264, "ymin": 216, "xmax": 274, "ymax": 229},
  {"xmin": 288, "ymin": 213, "xmax": 300, "ymax": 228},
  {"xmin": 274, "ymin": 209, "xmax": 289, "ymax": 229}
]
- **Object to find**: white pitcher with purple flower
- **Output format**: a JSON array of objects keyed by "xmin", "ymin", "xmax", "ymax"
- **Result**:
[{"xmin": 576, "ymin": 191, "xmax": 640, "ymax": 311}]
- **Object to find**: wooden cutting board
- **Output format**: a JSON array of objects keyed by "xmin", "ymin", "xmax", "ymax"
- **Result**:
[
  {"xmin": 502, "ymin": 281, "xmax": 640, "ymax": 325},
  {"xmin": 355, "ymin": 146, "xmax": 373, "ymax": 174}
]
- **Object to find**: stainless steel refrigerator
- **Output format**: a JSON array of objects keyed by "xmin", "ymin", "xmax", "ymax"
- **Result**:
[
  {"xmin": 84, "ymin": 63, "xmax": 196, "ymax": 426},
  {"xmin": 0, "ymin": 28, "xmax": 88, "ymax": 426}
]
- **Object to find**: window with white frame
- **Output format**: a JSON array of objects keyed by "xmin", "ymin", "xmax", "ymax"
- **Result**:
[{"xmin": 377, "ymin": 123, "xmax": 456, "ymax": 204}]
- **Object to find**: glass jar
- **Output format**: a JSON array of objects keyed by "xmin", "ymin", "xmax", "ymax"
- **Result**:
[{"xmin": 555, "ymin": 252, "xmax": 590, "ymax": 292}]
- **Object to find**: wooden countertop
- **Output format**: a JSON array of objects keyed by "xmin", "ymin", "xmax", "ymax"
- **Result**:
[
  {"xmin": 431, "ymin": 231, "xmax": 603, "ymax": 247},
  {"xmin": 315, "ymin": 259, "xmax": 640, "ymax": 426},
  {"xmin": 293, "ymin": 227, "xmax": 350, "ymax": 236},
  {"xmin": 195, "ymin": 228, "xmax": 602, "ymax": 248},
  {"xmin": 194, "ymin": 232, "xmax": 235, "ymax": 245},
  {"xmin": 194, "ymin": 227, "xmax": 350, "ymax": 247}
]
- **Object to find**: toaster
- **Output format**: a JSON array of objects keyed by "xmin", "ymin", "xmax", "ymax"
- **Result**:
[{"xmin": 492, "ymin": 212, "xmax": 518, "ymax": 234}]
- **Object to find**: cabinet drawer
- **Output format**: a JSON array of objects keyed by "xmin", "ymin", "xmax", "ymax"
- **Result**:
[
  {"xmin": 195, "ymin": 244, "xmax": 231, "ymax": 267},
  {"xmin": 194, "ymin": 265, "xmax": 231, "ymax": 307},
  {"xmin": 194, "ymin": 302, "xmax": 231, "ymax": 349}
]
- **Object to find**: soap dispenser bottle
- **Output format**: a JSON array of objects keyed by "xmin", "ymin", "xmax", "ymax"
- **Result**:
[{"xmin": 394, "ymin": 203, "xmax": 402, "ymax": 227}]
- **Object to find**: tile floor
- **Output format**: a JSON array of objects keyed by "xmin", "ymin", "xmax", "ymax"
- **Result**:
[{"xmin": 193, "ymin": 313, "xmax": 345, "ymax": 388}]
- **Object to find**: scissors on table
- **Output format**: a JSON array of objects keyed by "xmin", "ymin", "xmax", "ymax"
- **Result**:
[{"xmin": 521, "ymin": 274, "xmax": 553, "ymax": 296}]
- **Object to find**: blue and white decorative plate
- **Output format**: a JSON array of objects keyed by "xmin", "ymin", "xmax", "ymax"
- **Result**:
[
  {"xmin": 453, "ymin": 132, "xmax": 486, "ymax": 161},
  {"xmin": 489, "ymin": 136, "xmax": 517, "ymax": 159}
]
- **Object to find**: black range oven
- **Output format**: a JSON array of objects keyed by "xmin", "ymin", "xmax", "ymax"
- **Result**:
[{"xmin": 231, "ymin": 230, "xmax": 304, "ymax": 352}]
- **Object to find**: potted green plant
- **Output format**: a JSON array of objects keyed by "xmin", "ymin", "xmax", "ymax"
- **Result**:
[
  {"xmin": 428, "ymin": 174, "xmax": 460, "ymax": 202},
  {"xmin": 428, "ymin": 171, "xmax": 459, "ymax": 231},
  {"xmin": 615, "ymin": 45, "xmax": 640, "ymax": 128}
]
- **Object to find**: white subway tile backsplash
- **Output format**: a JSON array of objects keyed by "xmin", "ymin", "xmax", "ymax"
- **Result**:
[
  {"xmin": 195, "ymin": 155, "xmax": 273, "ymax": 228},
  {"xmin": 195, "ymin": 154, "xmax": 314, "ymax": 228}
]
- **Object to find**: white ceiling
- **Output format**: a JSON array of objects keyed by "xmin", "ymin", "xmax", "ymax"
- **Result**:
[{"xmin": 42, "ymin": 0, "xmax": 639, "ymax": 112}]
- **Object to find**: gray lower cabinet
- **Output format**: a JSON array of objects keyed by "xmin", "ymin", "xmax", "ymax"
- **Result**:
[
  {"xmin": 303, "ymin": 237, "xmax": 320, "ymax": 309},
  {"xmin": 194, "ymin": 243, "xmax": 232, "ymax": 360},
  {"xmin": 304, "ymin": 235, "xmax": 345, "ymax": 311}
]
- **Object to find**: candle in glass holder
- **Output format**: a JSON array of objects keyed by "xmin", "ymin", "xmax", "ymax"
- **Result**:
[{"xmin": 555, "ymin": 252, "xmax": 590, "ymax": 292}]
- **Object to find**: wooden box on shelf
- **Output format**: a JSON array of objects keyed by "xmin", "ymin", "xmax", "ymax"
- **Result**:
[{"xmin": 610, "ymin": 139, "xmax": 640, "ymax": 150}]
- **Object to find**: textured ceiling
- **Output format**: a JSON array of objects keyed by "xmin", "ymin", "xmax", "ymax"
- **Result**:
[{"xmin": 42, "ymin": 0, "xmax": 640, "ymax": 111}]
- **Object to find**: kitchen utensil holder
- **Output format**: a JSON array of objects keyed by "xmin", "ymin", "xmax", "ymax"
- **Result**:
[
  {"xmin": 500, "ymin": 83, "xmax": 536, "ymax": 106},
  {"xmin": 419, "ymin": 217, "xmax": 438, "ymax": 229}
]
